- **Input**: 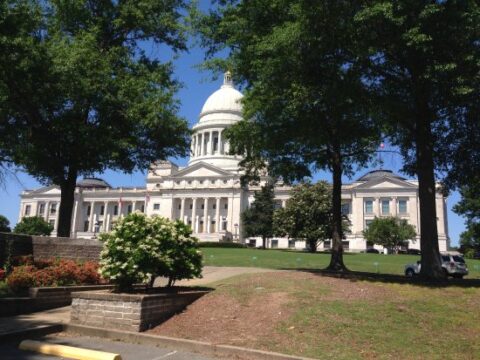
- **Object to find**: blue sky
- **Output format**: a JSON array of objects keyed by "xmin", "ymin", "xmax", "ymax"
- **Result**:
[{"xmin": 0, "ymin": 8, "xmax": 467, "ymax": 246}]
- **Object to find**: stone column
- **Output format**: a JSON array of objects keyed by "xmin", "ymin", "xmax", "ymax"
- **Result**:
[
  {"xmin": 215, "ymin": 197, "xmax": 221, "ymax": 232},
  {"xmin": 209, "ymin": 131, "xmax": 214, "ymax": 155},
  {"xmin": 180, "ymin": 198, "xmax": 185, "ymax": 222},
  {"xmin": 218, "ymin": 130, "xmax": 223, "ymax": 154},
  {"xmin": 104, "ymin": 201, "xmax": 109, "ymax": 231},
  {"xmin": 191, "ymin": 136, "xmax": 195, "ymax": 157},
  {"xmin": 392, "ymin": 197, "xmax": 397, "ymax": 217},
  {"xmin": 203, "ymin": 198, "xmax": 209, "ymax": 233},
  {"xmin": 106, "ymin": 213, "xmax": 111, "ymax": 232},
  {"xmin": 282, "ymin": 200, "xmax": 286, "ymax": 208},
  {"xmin": 71, "ymin": 198, "xmax": 79, "ymax": 236},
  {"xmin": 45, "ymin": 201, "xmax": 51, "ymax": 221},
  {"xmin": 192, "ymin": 198, "xmax": 197, "ymax": 233},
  {"xmin": 132, "ymin": 201, "xmax": 137, "ymax": 213},
  {"xmin": 89, "ymin": 201, "xmax": 95, "ymax": 232}
]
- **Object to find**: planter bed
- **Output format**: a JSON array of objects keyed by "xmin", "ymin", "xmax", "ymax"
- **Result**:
[
  {"xmin": 0, "ymin": 285, "xmax": 115, "ymax": 317},
  {"xmin": 71, "ymin": 287, "xmax": 210, "ymax": 332}
]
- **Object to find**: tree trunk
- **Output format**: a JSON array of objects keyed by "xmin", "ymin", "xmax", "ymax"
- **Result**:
[
  {"xmin": 57, "ymin": 168, "xmax": 77, "ymax": 237},
  {"xmin": 262, "ymin": 235, "xmax": 266, "ymax": 249},
  {"xmin": 416, "ymin": 115, "xmax": 444, "ymax": 280},
  {"xmin": 326, "ymin": 149, "xmax": 348, "ymax": 271}
]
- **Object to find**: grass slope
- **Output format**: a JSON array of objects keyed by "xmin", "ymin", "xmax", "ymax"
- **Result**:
[{"xmin": 202, "ymin": 248, "xmax": 480, "ymax": 278}]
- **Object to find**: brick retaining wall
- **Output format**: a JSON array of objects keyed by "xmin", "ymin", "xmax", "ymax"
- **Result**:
[
  {"xmin": 0, "ymin": 233, "xmax": 102, "ymax": 266},
  {"xmin": 71, "ymin": 290, "xmax": 209, "ymax": 332}
]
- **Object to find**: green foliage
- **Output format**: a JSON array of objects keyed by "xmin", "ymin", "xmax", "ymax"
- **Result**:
[
  {"xmin": 241, "ymin": 184, "xmax": 275, "ymax": 248},
  {"xmin": 355, "ymin": 1, "xmax": 480, "ymax": 278},
  {"xmin": 198, "ymin": 242, "xmax": 246, "ymax": 248},
  {"xmin": 13, "ymin": 216, "xmax": 53, "ymax": 236},
  {"xmin": 197, "ymin": 0, "xmax": 380, "ymax": 270},
  {"xmin": 454, "ymin": 179, "xmax": 480, "ymax": 252},
  {"xmin": 0, "ymin": 215, "xmax": 10, "ymax": 232},
  {"xmin": 99, "ymin": 213, "xmax": 202, "ymax": 292},
  {"xmin": 273, "ymin": 181, "xmax": 336, "ymax": 252},
  {"xmin": 362, "ymin": 217, "xmax": 416, "ymax": 251},
  {"xmin": 0, "ymin": 0, "xmax": 192, "ymax": 236}
]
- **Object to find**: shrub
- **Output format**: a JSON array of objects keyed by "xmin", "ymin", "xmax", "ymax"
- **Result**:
[
  {"xmin": 13, "ymin": 216, "xmax": 53, "ymax": 236},
  {"xmin": 198, "ymin": 241, "xmax": 246, "ymax": 248},
  {"xmin": 0, "ymin": 269, "xmax": 5, "ymax": 281},
  {"xmin": 464, "ymin": 248, "xmax": 475, "ymax": 259},
  {"xmin": 5, "ymin": 259, "xmax": 102, "ymax": 293},
  {"xmin": 7, "ymin": 265, "xmax": 36, "ymax": 293},
  {"xmin": 99, "ymin": 213, "xmax": 203, "ymax": 292}
]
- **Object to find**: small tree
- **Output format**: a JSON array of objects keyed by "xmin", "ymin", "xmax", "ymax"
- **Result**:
[
  {"xmin": 241, "ymin": 183, "xmax": 275, "ymax": 249},
  {"xmin": 362, "ymin": 217, "xmax": 416, "ymax": 253},
  {"xmin": 99, "ymin": 213, "xmax": 202, "ymax": 292},
  {"xmin": 454, "ymin": 179, "xmax": 480, "ymax": 253},
  {"xmin": 13, "ymin": 216, "xmax": 53, "ymax": 236},
  {"xmin": 273, "ymin": 182, "xmax": 334, "ymax": 252},
  {"xmin": 0, "ymin": 215, "xmax": 10, "ymax": 232}
]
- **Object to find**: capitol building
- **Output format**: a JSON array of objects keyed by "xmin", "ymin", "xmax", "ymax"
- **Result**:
[{"xmin": 18, "ymin": 73, "xmax": 450, "ymax": 252}]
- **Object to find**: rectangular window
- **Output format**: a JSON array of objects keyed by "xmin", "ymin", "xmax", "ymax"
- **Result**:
[
  {"xmin": 24, "ymin": 205, "xmax": 31, "ymax": 216},
  {"xmin": 84, "ymin": 221, "xmax": 89, "ymax": 232},
  {"xmin": 49, "ymin": 219, "xmax": 55, "ymax": 228},
  {"xmin": 86, "ymin": 205, "xmax": 91, "ymax": 216},
  {"xmin": 222, "ymin": 220, "xmax": 228, "ymax": 231},
  {"xmin": 201, "ymin": 204, "xmax": 205, "ymax": 210},
  {"xmin": 127, "ymin": 205, "xmax": 132, "ymax": 214},
  {"xmin": 50, "ymin": 203, "xmax": 57, "ymax": 214},
  {"xmin": 141, "ymin": 205, "xmax": 145, "ymax": 213},
  {"xmin": 178, "ymin": 204, "xmax": 181, "ymax": 210},
  {"xmin": 189, "ymin": 204, "xmax": 193, "ymax": 209},
  {"xmin": 398, "ymin": 200, "xmax": 407, "ymax": 214},
  {"xmin": 324, "ymin": 240, "xmax": 331, "ymax": 249},
  {"xmin": 364, "ymin": 200, "xmax": 373, "ymax": 214},
  {"xmin": 100, "ymin": 205, "xmax": 105, "ymax": 216},
  {"xmin": 248, "ymin": 239, "xmax": 256, "ymax": 248},
  {"xmin": 382, "ymin": 200, "xmax": 390, "ymax": 215},
  {"xmin": 113, "ymin": 205, "xmax": 118, "ymax": 216},
  {"xmin": 274, "ymin": 201, "xmax": 282, "ymax": 209},
  {"xmin": 38, "ymin": 203, "xmax": 45, "ymax": 215},
  {"xmin": 224, "ymin": 203, "xmax": 228, "ymax": 210},
  {"xmin": 342, "ymin": 240, "xmax": 350, "ymax": 250},
  {"xmin": 341, "ymin": 203, "xmax": 350, "ymax": 215},
  {"xmin": 365, "ymin": 220, "xmax": 373, "ymax": 229},
  {"xmin": 288, "ymin": 240, "xmax": 296, "ymax": 249},
  {"xmin": 153, "ymin": 203, "xmax": 160, "ymax": 210},
  {"xmin": 213, "ymin": 204, "xmax": 216, "ymax": 210}
]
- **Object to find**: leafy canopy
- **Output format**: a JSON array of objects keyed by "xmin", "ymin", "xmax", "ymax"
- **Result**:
[
  {"xmin": 273, "ymin": 181, "xmax": 339, "ymax": 252},
  {"xmin": 0, "ymin": 215, "xmax": 10, "ymax": 233},
  {"xmin": 13, "ymin": 216, "xmax": 53, "ymax": 236},
  {"xmin": 362, "ymin": 217, "xmax": 416, "ymax": 250},
  {"xmin": 241, "ymin": 183, "xmax": 275, "ymax": 248}
]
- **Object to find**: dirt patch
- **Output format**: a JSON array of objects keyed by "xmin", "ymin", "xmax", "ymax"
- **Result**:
[{"xmin": 147, "ymin": 271, "xmax": 389, "ymax": 348}]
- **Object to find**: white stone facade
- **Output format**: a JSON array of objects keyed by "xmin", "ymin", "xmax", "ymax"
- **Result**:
[{"xmin": 19, "ymin": 73, "xmax": 449, "ymax": 252}]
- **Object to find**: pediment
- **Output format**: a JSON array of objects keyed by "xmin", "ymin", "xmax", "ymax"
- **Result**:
[
  {"xmin": 171, "ymin": 162, "xmax": 232, "ymax": 178},
  {"xmin": 29, "ymin": 185, "xmax": 60, "ymax": 195},
  {"xmin": 353, "ymin": 176, "xmax": 417, "ymax": 190}
]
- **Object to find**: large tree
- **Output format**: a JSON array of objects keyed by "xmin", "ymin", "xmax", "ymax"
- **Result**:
[
  {"xmin": 242, "ymin": 183, "xmax": 275, "ymax": 249},
  {"xmin": 355, "ymin": 1, "xmax": 480, "ymax": 279},
  {"xmin": 198, "ymin": 0, "xmax": 379, "ymax": 271},
  {"xmin": 362, "ymin": 217, "xmax": 416, "ymax": 253},
  {"xmin": 274, "ymin": 181, "xmax": 335, "ymax": 252},
  {"xmin": 0, "ymin": 0, "xmax": 191, "ymax": 237}
]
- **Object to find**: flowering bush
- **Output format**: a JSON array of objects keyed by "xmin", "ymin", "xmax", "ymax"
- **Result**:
[
  {"xmin": 99, "ymin": 213, "xmax": 203, "ymax": 292},
  {"xmin": 0, "ymin": 268, "xmax": 6, "ymax": 281},
  {"xmin": 6, "ymin": 259, "xmax": 102, "ymax": 293}
]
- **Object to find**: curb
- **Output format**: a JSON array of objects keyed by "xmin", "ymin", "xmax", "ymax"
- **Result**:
[
  {"xmin": 0, "ymin": 324, "xmax": 63, "ymax": 344},
  {"xmin": 64, "ymin": 324, "xmax": 316, "ymax": 360}
]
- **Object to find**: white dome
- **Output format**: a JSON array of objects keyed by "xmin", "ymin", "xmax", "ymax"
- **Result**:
[{"xmin": 199, "ymin": 72, "xmax": 243, "ymax": 121}]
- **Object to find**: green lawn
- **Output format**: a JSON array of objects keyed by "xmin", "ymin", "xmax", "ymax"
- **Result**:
[{"xmin": 201, "ymin": 247, "xmax": 480, "ymax": 278}]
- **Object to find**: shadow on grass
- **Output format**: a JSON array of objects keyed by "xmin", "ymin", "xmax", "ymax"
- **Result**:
[{"xmin": 281, "ymin": 267, "xmax": 480, "ymax": 288}]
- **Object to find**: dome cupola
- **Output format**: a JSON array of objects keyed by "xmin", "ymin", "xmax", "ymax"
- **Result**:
[{"xmin": 188, "ymin": 72, "xmax": 244, "ymax": 171}]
